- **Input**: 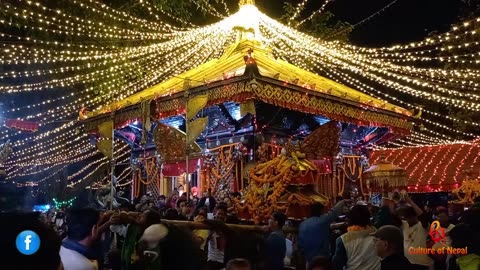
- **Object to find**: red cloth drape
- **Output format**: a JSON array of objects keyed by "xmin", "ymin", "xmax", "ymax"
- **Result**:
[
  {"xmin": 290, "ymin": 159, "xmax": 333, "ymax": 185},
  {"xmin": 4, "ymin": 119, "xmax": 39, "ymax": 132},
  {"xmin": 162, "ymin": 159, "xmax": 199, "ymax": 176},
  {"xmin": 312, "ymin": 159, "xmax": 332, "ymax": 174}
]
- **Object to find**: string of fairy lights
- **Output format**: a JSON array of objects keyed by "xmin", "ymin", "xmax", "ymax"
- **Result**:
[
  {"xmin": 295, "ymin": 0, "xmax": 335, "ymax": 27},
  {"xmin": 1, "ymin": 0, "xmax": 479, "ymax": 191},
  {"xmin": 288, "ymin": 0, "xmax": 309, "ymax": 26},
  {"xmin": 370, "ymin": 141, "xmax": 480, "ymax": 192},
  {"xmin": 257, "ymin": 19, "xmax": 476, "ymax": 142}
]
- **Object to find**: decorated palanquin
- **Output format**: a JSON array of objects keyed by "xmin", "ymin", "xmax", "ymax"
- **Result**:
[
  {"xmin": 236, "ymin": 122, "xmax": 339, "ymax": 221},
  {"xmin": 80, "ymin": 0, "xmax": 413, "ymax": 212}
]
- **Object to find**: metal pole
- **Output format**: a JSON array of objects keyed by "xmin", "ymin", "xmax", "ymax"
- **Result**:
[
  {"xmin": 185, "ymin": 92, "xmax": 190, "ymax": 202},
  {"xmin": 110, "ymin": 115, "xmax": 115, "ymax": 210}
]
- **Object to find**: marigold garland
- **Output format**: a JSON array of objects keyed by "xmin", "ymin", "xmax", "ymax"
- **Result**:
[
  {"xmin": 347, "ymin": 225, "xmax": 367, "ymax": 232},
  {"xmin": 235, "ymin": 145, "xmax": 318, "ymax": 222}
]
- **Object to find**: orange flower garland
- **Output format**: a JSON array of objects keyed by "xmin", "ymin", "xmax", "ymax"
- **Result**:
[
  {"xmin": 234, "ymin": 146, "xmax": 319, "ymax": 222},
  {"xmin": 347, "ymin": 225, "xmax": 367, "ymax": 232}
]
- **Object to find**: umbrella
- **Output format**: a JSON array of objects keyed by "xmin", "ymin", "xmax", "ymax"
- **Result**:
[{"xmin": 363, "ymin": 158, "xmax": 408, "ymax": 191}]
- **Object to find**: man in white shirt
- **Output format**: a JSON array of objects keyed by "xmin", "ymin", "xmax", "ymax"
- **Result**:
[
  {"xmin": 60, "ymin": 208, "xmax": 100, "ymax": 270},
  {"xmin": 401, "ymin": 204, "xmax": 433, "ymax": 270},
  {"xmin": 207, "ymin": 205, "xmax": 228, "ymax": 270}
]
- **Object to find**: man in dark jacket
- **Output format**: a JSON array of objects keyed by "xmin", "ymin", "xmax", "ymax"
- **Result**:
[
  {"xmin": 265, "ymin": 212, "xmax": 287, "ymax": 270},
  {"xmin": 196, "ymin": 188, "xmax": 217, "ymax": 213},
  {"xmin": 371, "ymin": 225, "xmax": 414, "ymax": 270}
]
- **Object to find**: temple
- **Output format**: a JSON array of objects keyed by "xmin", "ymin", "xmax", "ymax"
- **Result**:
[{"xmin": 82, "ymin": 0, "xmax": 413, "ymax": 219}]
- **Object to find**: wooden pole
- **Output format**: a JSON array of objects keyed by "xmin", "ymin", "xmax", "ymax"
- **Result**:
[{"xmin": 161, "ymin": 220, "xmax": 346, "ymax": 233}]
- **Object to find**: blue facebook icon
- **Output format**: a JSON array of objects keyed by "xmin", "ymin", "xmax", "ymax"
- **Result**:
[{"xmin": 16, "ymin": 230, "xmax": 40, "ymax": 255}]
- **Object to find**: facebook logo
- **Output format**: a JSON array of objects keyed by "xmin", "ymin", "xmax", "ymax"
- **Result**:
[{"xmin": 16, "ymin": 230, "xmax": 40, "ymax": 255}]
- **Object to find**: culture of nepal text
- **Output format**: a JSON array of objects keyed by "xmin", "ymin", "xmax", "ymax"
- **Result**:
[{"xmin": 408, "ymin": 247, "xmax": 468, "ymax": 255}]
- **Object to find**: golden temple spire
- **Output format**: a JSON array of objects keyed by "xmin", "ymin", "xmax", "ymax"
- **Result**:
[
  {"xmin": 239, "ymin": 0, "xmax": 255, "ymax": 7},
  {"xmin": 233, "ymin": 0, "xmax": 260, "ymax": 41}
]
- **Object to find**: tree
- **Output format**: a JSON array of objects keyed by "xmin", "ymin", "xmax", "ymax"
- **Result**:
[{"xmin": 280, "ymin": 2, "xmax": 352, "ymax": 42}]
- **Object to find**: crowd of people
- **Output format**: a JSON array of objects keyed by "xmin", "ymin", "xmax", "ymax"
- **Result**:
[{"xmin": 2, "ymin": 188, "xmax": 480, "ymax": 270}]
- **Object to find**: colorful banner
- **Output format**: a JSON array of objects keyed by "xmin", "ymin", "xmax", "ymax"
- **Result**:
[
  {"xmin": 140, "ymin": 100, "xmax": 151, "ymax": 145},
  {"xmin": 187, "ymin": 117, "xmax": 208, "ymax": 144},
  {"xmin": 97, "ymin": 139, "xmax": 112, "ymax": 158},
  {"xmin": 98, "ymin": 121, "xmax": 113, "ymax": 139},
  {"xmin": 240, "ymin": 100, "xmax": 256, "ymax": 116},
  {"xmin": 186, "ymin": 94, "xmax": 208, "ymax": 120}
]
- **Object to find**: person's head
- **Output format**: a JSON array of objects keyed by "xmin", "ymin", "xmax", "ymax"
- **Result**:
[
  {"xmin": 268, "ymin": 212, "xmax": 287, "ymax": 231},
  {"xmin": 310, "ymin": 202, "xmax": 325, "ymax": 217},
  {"xmin": 218, "ymin": 202, "xmax": 228, "ymax": 211},
  {"xmin": 39, "ymin": 212, "xmax": 49, "ymax": 224},
  {"xmin": 66, "ymin": 208, "xmax": 100, "ymax": 246},
  {"xmin": 253, "ymin": 216, "xmax": 262, "ymax": 225},
  {"xmin": 140, "ymin": 195, "xmax": 149, "ymax": 203},
  {"xmin": 194, "ymin": 212, "xmax": 206, "ymax": 222},
  {"xmin": 159, "ymin": 195, "xmax": 166, "ymax": 203},
  {"xmin": 177, "ymin": 199, "xmax": 187, "ymax": 211},
  {"xmin": 215, "ymin": 204, "xmax": 227, "ymax": 222},
  {"xmin": 139, "ymin": 224, "xmax": 169, "ymax": 249},
  {"xmin": 164, "ymin": 208, "xmax": 180, "ymax": 220},
  {"xmin": 138, "ymin": 208, "xmax": 161, "ymax": 227},
  {"xmin": 196, "ymin": 207, "xmax": 207, "ymax": 217},
  {"xmin": 226, "ymin": 258, "xmax": 251, "ymax": 270},
  {"xmin": 371, "ymin": 225, "xmax": 404, "ymax": 258},
  {"xmin": 2, "ymin": 212, "xmax": 63, "ymax": 270},
  {"xmin": 402, "ymin": 206, "xmax": 418, "ymax": 226},
  {"xmin": 435, "ymin": 207, "xmax": 450, "ymax": 228},
  {"xmin": 449, "ymin": 224, "xmax": 480, "ymax": 255},
  {"xmin": 184, "ymin": 201, "xmax": 194, "ymax": 215},
  {"xmin": 119, "ymin": 203, "xmax": 135, "ymax": 212},
  {"xmin": 348, "ymin": 205, "xmax": 371, "ymax": 227},
  {"xmin": 307, "ymin": 256, "xmax": 333, "ymax": 270}
]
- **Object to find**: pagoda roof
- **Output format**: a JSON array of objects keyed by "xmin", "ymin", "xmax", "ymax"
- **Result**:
[{"xmin": 83, "ymin": 38, "xmax": 412, "ymax": 133}]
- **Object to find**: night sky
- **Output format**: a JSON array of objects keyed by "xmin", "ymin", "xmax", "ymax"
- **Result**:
[{"xmin": 259, "ymin": 0, "xmax": 465, "ymax": 46}]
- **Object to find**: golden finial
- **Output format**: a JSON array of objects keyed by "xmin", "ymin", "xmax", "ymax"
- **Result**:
[{"xmin": 239, "ymin": 0, "xmax": 255, "ymax": 7}]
